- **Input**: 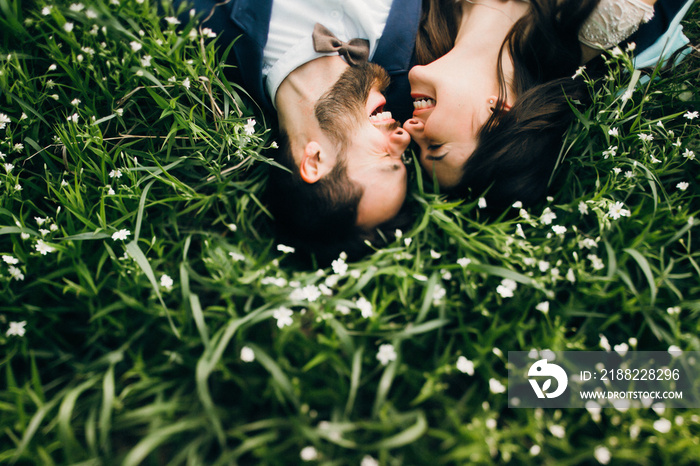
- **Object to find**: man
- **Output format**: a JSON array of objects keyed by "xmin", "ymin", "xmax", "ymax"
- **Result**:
[{"xmin": 171, "ymin": 0, "xmax": 422, "ymax": 262}]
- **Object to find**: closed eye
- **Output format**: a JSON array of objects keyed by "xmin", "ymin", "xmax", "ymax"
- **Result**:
[{"xmin": 425, "ymin": 153, "xmax": 447, "ymax": 161}]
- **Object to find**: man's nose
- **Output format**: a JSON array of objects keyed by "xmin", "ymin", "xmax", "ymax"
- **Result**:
[{"xmin": 388, "ymin": 127, "xmax": 410, "ymax": 157}]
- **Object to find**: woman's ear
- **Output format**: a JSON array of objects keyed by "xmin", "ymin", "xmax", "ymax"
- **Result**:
[
  {"xmin": 299, "ymin": 141, "xmax": 323, "ymax": 184},
  {"xmin": 488, "ymin": 96, "xmax": 512, "ymax": 113}
]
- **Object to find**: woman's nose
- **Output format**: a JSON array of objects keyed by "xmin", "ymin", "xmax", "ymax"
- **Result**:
[{"xmin": 403, "ymin": 118, "xmax": 424, "ymax": 138}]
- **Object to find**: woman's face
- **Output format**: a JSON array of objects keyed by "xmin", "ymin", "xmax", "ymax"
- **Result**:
[{"xmin": 403, "ymin": 49, "xmax": 499, "ymax": 189}]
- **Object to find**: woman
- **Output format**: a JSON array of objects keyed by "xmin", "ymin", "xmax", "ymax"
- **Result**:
[{"xmin": 403, "ymin": 0, "xmax": 692, "ymax": 209}]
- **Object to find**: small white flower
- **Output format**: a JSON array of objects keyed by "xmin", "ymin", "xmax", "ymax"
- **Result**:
[
  {"xmin": 107, "ymin": 186, "xmax": 116, "ymax": 195},
  {"xmin": 588, "ymin": 254, "xmax": 605, "ymax": 271},
  {"xmin": 331, "ymin": 257, "xmax": 348, "ymax": 276},
  {"xmin": 613, "ymin": 167, "xmax": 622, "ymax": 175},
  {"xmin": 140, "ymin": 55, "xmax": 152, "ymax": 67},
  {"xmin": 188, "ymin": 29, "xmax": 198, "ymax": 40},
  {"xmin": 540, "ymin": 207, "xmax": 557, "ymax": 225},
  {"xmin": 182, "ymin": 77, "xmax": 191, "ymax": 89},
  {"xmin": 548, "ymin": 424, "xmax": 566, "ymax": 439},
  {"xmin": 6, "ymin": 321, "xmax": 27, "ymax": 337},
  {"xmin": 594, "ymin": 445, "xmax": 611, "ymax": 464},
  {"xmin": 404, "ymin": 237, "xmax": 412, "ymax": 247},
  {"xmin": 432, "ymin": 284, "xmax": 446, "ymax": 304},
  {"xmin": 602, "ymin": 146, "xmax": 617, "ymax": 159},
  {"xmin": 2, "ymin": 255, "xmax": 19, "ymax": 265},
  {"xmin": 624, "ymin": 170, "xmax": 635, "ymax": 179},
  {"xmin": 111, "ymin": 229, "xmax": 130, "ymax": 241},
  {"xmin": 608, "ymin": 127, "xmax": 619, "ymax": 137},
  {"xmin": 35, "ymin": 240, "xmax": 56, "ymax": 255},
  {"xmin": 677, "ymin": 181, "xmax": 689, "ymax": 191},
  {"xmin": 360, "ymin": 456, "xmax": 379, "ymax": 466},
  {"xmin": 457, "ymin": 257, "xmax": 471, "ymax": 268},
  {"xmin": 512, "ymin": 201, "xmax": 523, "ymax": 208},
  {"xmin": 69, "ymin": 3, "xmax": 85, "ymax": 11},
  {"xmin": 376, "ymin": 344, "xmax": 397, "ymax": 366},
  {"xmin": 63, "ymin": 22, "xmax": 74, "ymax": 33},
  {"xmin": 683, "ymin": 111, "xmax": 699, "ymax": 120},
  {"xmin": 3, "ymin": 163, "xmax": 13, "ymax": 173},
  {"xmin": 478, "ymin": 197, "xmax": 487, "ymax": 209},
  {"xmin": 277, "ymin": 244, "xmax": 295, "ymax": 254},
  {"xmin": 41, "ymin": 6, "xmax": 52, "ymax": 15},
  {"xmin": 160, "ymin": 274, "xmax": 174, "ymax": 290},
  {"xmin": 299, "ymin": 446, "xmax": 318, "ymax": 461},
  {"xmin": 201, "ymin": 27, "xmax": 217, "ymax": 38},
  {"xmin": 668, "ymin": 345, "xmax": 682, "ymax": 356},
  {"xmin": 240, "ymin": 346, "xmax": 255, "ymax": 362},
  {"xmin": 301, "ymin": 285, "xmax": 321, "ymax": 302},
  {"xmin": 130, "ymin": 41, "xmax": 142, "ymax": 52},
  {"xmin": 650, "ymin": 155, "xmax": 661, "ymax": 163},
  {"xmin": 229, "ymin": 251, "xmax": 245, "ymax": 262},
  {"xmin": 8, "ymin": 266, "xmax": 24, "ymax": 281},
  {"xmin": 356, "ymin": 297, "xmax": 373, "ymax": 318},
  {"xmin": 683, "ymin": 148, "xmax": 695, "ymax": 160},
  {"xmin": 578, "ymin": 238, "xmax": 598, "ymax": 249},
  {"xmin": 70, "ymin": 98, "xmax": 81, "ymax": 106},
  {"xmin": 608, "ymin": 201, "xmax": 631, "ymax": 220},
  {"xmin": 86, "ymin": 8, "xmax": 97, "ymax": 18},
  {"xmin": 572, "ymin": 65, "xmax": 586, "ymax": 79},
  {"xmin": 638, "ymin": 133, "xmax": 654, "ymax": 143},
  {"xmin": 566, "ymin": 268, "xmax": 576, "ymax": 283},
  {"xmin": 599, "ymin": 334, "xmax": 611, "ymax": 352},
  {"xmin": 273, "ymin": 307, "xmax": 294, "ymax": 329},
  {"xmin": 552, "ymin": 225, "xmax": 567, "ymax": 235},
  {"xmin": 243, "ymin": 118, "xmax": 256, "ymax": 136},
  {"xmin": 109, "ymin": 169, "xmax": 122, "ymax": 179},
  {"xmin": 430, "ymin": 249, "xmax": 441, "ymax": 259},
  {"xmin": 578, "ymin": 201, "xmax": 589, "ymax": 215},
  {"xmin": 496, "ymin": 278, "xmax": 517, "ymax": 298},
  {"xmin": 536, "ymin": 301, "xmax": 549, "ymax": 314},
  {"xmin": 456, "ymin": 356, "xmax": 474, "ymax": 375},
  {"xmin": 164, "ymin": 16, "xmax": 181, "ymax": 25},
  {"xmin": 653, "ymin": 418, "xmax": 672, "ymax": 433},
  {"xmin": 530, "ymin": 445, "xmax": 541, "ymax": 456},
  {"xmin": 667, "ymin": 306, "xmax": 681, "ymax": 315},
  {"xmin": 489, "ymin": 378, "xmax": 506, "ymax": 394},
  {"xmin": 39, "ymin": 229, "xmax": 50, "ymax": 236},
  {"xmin": 515, "ymin": 223, "xmax": 525, "ymax": 238},
  {"xmin": 67, "ymin": 113, "xmax": 79, "ymax": 123},
  {"xmin": 611, "ymin": 46, "xmax": 623, "ymax": 57}
]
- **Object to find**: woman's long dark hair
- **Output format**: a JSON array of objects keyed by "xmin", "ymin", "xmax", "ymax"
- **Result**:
[{"xmin": 415, "ymin": 0, "xmax": 602, "ymax": 209}]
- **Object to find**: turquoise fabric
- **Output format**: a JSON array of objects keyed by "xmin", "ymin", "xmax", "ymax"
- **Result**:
[{"xmin": 634, "ymin": 0, "xmax": 695, "ymax": 69}]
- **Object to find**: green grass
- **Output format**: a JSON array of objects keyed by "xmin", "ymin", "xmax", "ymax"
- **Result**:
[{"xmin": 1, "ymin": 0, "xmax": 699, "ymax": 464}]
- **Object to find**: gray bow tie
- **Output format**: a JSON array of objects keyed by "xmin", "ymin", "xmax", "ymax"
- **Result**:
[{"xmin": 312, "ymin": 23, "xmax": 370, "ymax": 66}]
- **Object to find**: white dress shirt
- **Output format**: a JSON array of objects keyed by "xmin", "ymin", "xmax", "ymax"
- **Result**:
[{"xmin": 262, "ymin": 0, "xmax": 393, "ymax": 107}]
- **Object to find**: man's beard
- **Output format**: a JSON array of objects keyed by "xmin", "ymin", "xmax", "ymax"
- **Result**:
[{"xmin": 314, "ymin": 63, "xmax": 390, "ymax": 149}]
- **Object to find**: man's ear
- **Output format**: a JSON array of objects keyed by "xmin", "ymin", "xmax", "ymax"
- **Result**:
[{"xmin": 299, "ymin": 141, "xmax": 324, "ymax": 184}]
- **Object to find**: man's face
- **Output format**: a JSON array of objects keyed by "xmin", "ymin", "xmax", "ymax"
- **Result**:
[{"xmin": 315, "ymin": 64, "xmax": 411, "ymax": 229}]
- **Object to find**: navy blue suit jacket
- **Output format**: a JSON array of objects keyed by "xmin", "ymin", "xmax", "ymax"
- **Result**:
[{"xmin": 173, "ymin": 0, "xmax": 422, "ymax": 122}]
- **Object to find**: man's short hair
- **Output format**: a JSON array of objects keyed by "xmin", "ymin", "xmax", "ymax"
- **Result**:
[{"xmin": 266, "ymin": 129, "xmax": 376, "ymax": 265}]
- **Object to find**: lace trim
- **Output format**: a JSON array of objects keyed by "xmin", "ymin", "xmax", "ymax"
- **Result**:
[{"xmin": 579, "ymin": 0, "xmax": 655, "ymax": 50}]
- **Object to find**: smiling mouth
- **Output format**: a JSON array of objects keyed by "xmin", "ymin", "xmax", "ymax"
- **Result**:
[
  {"xmin": 369, "ymin": 103, "xmax": 395, "ymax": 126},
  {"xmin": 413, "ymin": 97, "xmax": 436, "ymax": 110}
]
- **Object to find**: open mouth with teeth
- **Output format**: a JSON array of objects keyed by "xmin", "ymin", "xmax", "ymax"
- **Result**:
[
  {"xmin": 412, "ymin": 97, "xmax": 436, "ymax": 111},
  {"xmin": 369, "ymin": 103, "xmax": 395, "ymax": 125}
]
